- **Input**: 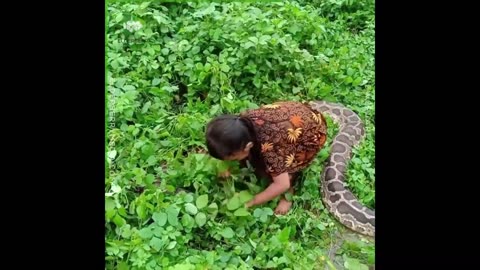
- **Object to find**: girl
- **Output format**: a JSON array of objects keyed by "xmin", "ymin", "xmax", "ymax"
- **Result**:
[{"xmin": 205, "ymin": 101, "xmax": 327, "ymax": 214}]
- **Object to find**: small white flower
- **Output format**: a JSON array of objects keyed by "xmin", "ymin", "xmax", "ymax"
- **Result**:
[{"xmin": 123, "ymin": 20, "xmax": 143, "ymax": 32}]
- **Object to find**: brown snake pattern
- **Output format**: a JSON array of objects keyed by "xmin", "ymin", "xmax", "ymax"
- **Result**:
[{"xmin": 308, "ymin": 100, "xmax": 375, "ymax": 237}]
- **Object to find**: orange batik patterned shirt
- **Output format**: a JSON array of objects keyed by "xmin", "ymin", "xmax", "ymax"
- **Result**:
[{"xmin": 240, "ymin": 101, "xmax": 328, "ymax": 177}]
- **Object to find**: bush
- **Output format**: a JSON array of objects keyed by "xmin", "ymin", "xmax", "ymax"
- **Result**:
[{"xmin": 106, "ymin": 1, "xmax": 375, "ymax": 269}]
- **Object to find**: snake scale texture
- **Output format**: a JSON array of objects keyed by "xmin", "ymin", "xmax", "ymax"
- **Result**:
[{"xmin": 309, "ymin": 101, "xmax": 375, "ymax": 237}]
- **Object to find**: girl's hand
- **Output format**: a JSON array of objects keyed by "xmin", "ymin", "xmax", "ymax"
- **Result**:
[
  {"xmin": 245, "ymin": 173, "xmax": 290, "ymax": 208},
  {"xmin": 218, "ymin": 169, "xmax": 231, "ymax": 178},
  {"xmin": 245, "ymin": 198, "xmax": 256, "ymax": 208}
]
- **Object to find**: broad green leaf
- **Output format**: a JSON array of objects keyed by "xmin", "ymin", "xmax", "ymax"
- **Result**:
[
  {"xmin": 220, "ymin": 64, "xmax": 230, "ymax": 73},
  {"xmin": 253, "ymin": 208, "xmax": 263, "ymax": 218},
  {"xmin": 118, "ymin": 224, "xmax": 131, "ymax": 239},
  {"xmin": 152, "ymin": 78, "xmax": 161, "ymax": 86},
  {"xmin": 238, "ymin": 191, "xmax": 253, "ymax": 203},
  {"xmin": 195, "ymin": 212, "xmax": 207, "ymax": 227},
  {"xmin": 344, "ymin": 257, "xmax": 369, "ymax": 270},
  {"xmin": 106, "ymin": 209, "xmax": 115, "ymax": 220},
  {"xmin": 145, "ymin": 174, "xmax": 155, "ymax": 184},
  {"xmin": 182, "ymin": 214, "xmax": 195, "ymax": 228},
  {"xmin": 136, "ymin": 205, "xmax": 146, "ymax": 219},
  {"xmin": 107, "ymin": 150, "xmax": 117, "ymax": 159},
  {"xmin": 207, "ymin": 203, "xmax": 218, "ymax": 216},
  {"xmin": 146, "ymin": 156, "xmax": 157, "ymax": 166},
  {"xmin": 227, "ymin": 196, "xmax": 241, "ymax": 210},
  {"xmin": 150, "ymin": 237, "xmax": 163, "ymax": 251},
  {"xmin": 117, "ymin": 262, "xmax": 129, "ymax": 270},
  {"xmin": 153, "ymin": 227, "xmax": 163, "ymax": 237},
  {"xmin": 115, "ymin": 14, "xmax": 124, "ymax": 23},
  {"xmin": 167, "ymin": 206, "xmax": 179, "ymax": 226},
  {"xmin": 167, "ymin": 241, "xmax": 177, "ymax": 250},
  {"xmin": 264, "ymin": 208, "xmax": 274, "ymax": 215},
  {"xmin": 243, "ymin": 41, "xmax": 255, "ymax": 49},
  {"xmin": 196, "ymin": 195, "xmax": 209, "ymax": 209},
  {"xmin": 191, "ymin": 46, "xmax": 200, "ymax": 54},
  {"xmin": 184, "ymin": 193, "xmax": 194, "ymax": 203},
  {"xmin": 266, "ymin": 261, "xmax": 276, "ymax": 268},
  {"xmin": 105, "ymin": 198, "xmax": 115, "ymax": 211},
  {"xmin": 123, "ymin": 85, "xmax": 135, "ymax": 91},
  {"xmin": 153, "ymin": 212, "xmax": 167, "ymax": 227},
  {"xmin": 220, "ymin": 227, "xmax": 235, "ymax": 239},
  {"xmin": 112, "ymin": 215, "xmax": 125, "ymax": 226},
  {"xmin": 278, "ymin": 226, "xmax": 291, "ymax": 243},
  {"xmin": 111, "ymin": 184, "xmax": 121, "ymax": 193},
  {"xmin": 185, "ymin": 203, "xmax": 198, "ymax": 215},
  {"xmin": 233, "ymin": 207, "xmax": 249, "ymax": 217},
  {"xmin": 139, "ymin": 228, "xmax": 153, "ymax": 239}
]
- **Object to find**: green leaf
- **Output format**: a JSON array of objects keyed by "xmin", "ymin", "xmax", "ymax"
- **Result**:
[
  {"xmin": 146, "ymin": 156, "xmax": 157, "ymax": 166},
  {"xmin": 195, "ymin": 212, "xmax": 207, "ymax": 227},
  {"xmin": 185, "ymin": 203, "xmax": 198, "ymax": 215},
  {"xmin": 253, "ymin": 208, "xmax": 273, "ymax": 223},
  {"xmin": 161, "ymin": 48, "xmax": 169, "ymax": 55},
  {"xmin": 152, "ymin": 78, "xmax": 161, "ymax": 86},
  {"xmin": 105, "ymin": 198, "xmax": 115, "ymax": 211},
  {"xmin": 220, "ymin": 227, "xmax": 235, "ymax": 239},
  {"xmin": 115, "ymin": 13, "xmax": 124, "ymax": 23},
  {"xmin": 227, "ymin": 196, "xmax": 241, "ymax": 210},
  {"xmin": 123, "ymin": 85, "xmax": 136, "ymax": 91},
  {"xmin": 153, "ymin": 212, "xmax": 167, "ymax": 227},
  {"xmin": 288, "ymin": 24, "xmax": 300, "ymax": 34},
  {"xmin": 139, "ymin": 228, "xmax": 153, "ymax": 239},
  {"xmin": 207, "ymin": 202, "xmax": 218, "ymax": 213},
  {"xmin": 344, "ymin": 257, "xmax": 369, "ymax": 270},
  {"xmin": 167, "ymin": 206, "xmax": 179, "ymax": 226},
  {"xmin": 191, "ymin": 46, "xmax": 200, "ymax": 54},
  {"xmin": 220, "ymin": 64, "xmax": 230, "ymax": 73},
  {"xmin": 196, "ymin": 195, "xmax": 209, "ymax": 209},
  {"xmin": 238, "ymin": 191, "xmax": 253, "ymax": 203},
  {"xmin": 136, "ymin": 205, "xmax": 146, "ymax": 219},
  {"xmin": 233, "ymin": 207, "xmax": 249, "ymax": 217},
  {"xmin": 181, "ymin": 214, "xmax": 195, "ymax": 228},
  {"xmin": 248, "ymin": 36, "xmax": 258, "ymax": 44},
  {"xmin": 117, "ymin": 262, "xmax": 129, "ymax": 270},
  {"xmin": 107, "ymin": 150, "xmax": 117, "ymax": 159},
  {"xmin": 153, "ymin": 227, "xmax": 163, "ymax": 237},
  {"xmin": 243, "ymin": 41, "xmax": 255, "ymax": 49},
  {"xmin": 184, "ymin": 193, "xmax": 194, "ymax": 203},
  {"xmin": 278, "ymin": 226, "xmax": 291, "ymax": 243},
  {"xmin": 167, "ymin": 241, "xmax": 177, "ymax": 250},
  {"xmin": 142, "ymin": 101, "xmax": 152, "ymax": 113},
  {"xmin": 139, "ymin": 1, "xmax": 151, "ymax": 9},
  {"xmin": 113, "ymin": 214, "xmax": 125, "ymax": 226},
  {"xmin": 145, "ymin": 174, "xmax": 155, "ymax": 184},
  {"xmin": 150, "ymin": 237, "xmax": 163, "ymax": 251},
  {"xmin": 266, "ymin": 261, "xmax": 276, "ymax": 268}
]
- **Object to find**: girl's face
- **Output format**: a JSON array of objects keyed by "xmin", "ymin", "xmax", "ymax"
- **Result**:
[
  {"xmin": 224, "ymin": 150, "xmax": 250, "ymax": 161},
  {"xmin": 224, "ymin": 142, "xmax": 253, "ymax": 161}
]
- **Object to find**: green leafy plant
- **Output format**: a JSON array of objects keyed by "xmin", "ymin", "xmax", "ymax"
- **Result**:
[{"xmin": 106, "ymin": 1, "xmax": 375, "ymax": 269}]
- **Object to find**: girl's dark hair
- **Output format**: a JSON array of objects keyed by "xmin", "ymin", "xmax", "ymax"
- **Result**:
[{"xmin": 206, "ymin": 115, "xmax": 257, "ymax": 160}]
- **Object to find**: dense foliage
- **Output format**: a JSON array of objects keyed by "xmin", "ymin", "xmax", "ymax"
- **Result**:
[{"xmin": 106, "ymin": 0, "xmax": 375, "ymax": 269}]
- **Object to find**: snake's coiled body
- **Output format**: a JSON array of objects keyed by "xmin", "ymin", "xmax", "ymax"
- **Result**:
[{"xmin": 309, "ymin": 101, "xmax": 375, "ymax": 237}]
